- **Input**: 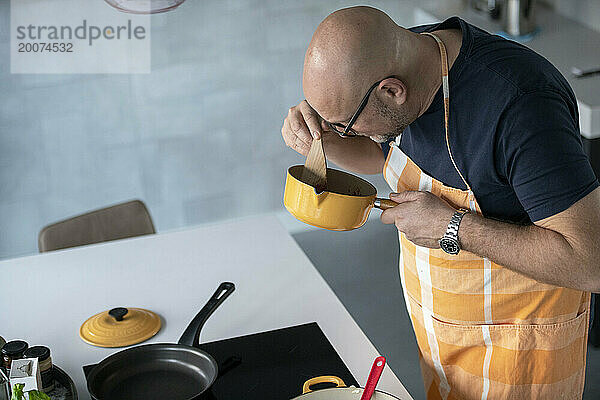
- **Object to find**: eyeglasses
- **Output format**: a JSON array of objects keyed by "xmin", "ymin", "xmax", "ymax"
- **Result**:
[{"xmin": 326, "ymin": 78, "xmax": 386, "ymax": 138}]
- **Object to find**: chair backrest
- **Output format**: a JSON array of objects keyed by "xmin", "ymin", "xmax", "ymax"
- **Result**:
[{"xmin": 38, "ymin": 200, "xmax": 156, "ymax": 252}]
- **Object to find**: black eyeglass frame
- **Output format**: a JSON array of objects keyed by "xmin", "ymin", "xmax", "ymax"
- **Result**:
[{"xmin": 326, "ymin": 77, "xmax": 391, "ymax": 138}]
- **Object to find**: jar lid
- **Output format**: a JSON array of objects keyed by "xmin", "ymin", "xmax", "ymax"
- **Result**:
[
  {"xmin": 1, "ymin": 340, "xmax": 28, "ymax": 356},
  {"xmin": 23, "ymin": 346, "xmax": 50, "ymax": 361},
  {"xmin": 80, "ymin": 307, "xmax": 161, "ymax": 347}
]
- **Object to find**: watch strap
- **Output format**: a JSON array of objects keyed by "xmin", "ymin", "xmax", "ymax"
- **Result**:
[{"xmin": 443, "ymin": 209, "xmax": 468, "ymax": 241}]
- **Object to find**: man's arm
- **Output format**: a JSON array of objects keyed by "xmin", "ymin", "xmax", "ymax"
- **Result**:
[
  {"xmin": 321, "ymin": 130, "xmax": 385, "ymax": 174},
  {"xmin": 460, "ymin": 187, "xmax": 600, "ymax": 292},
  {"xmin": 380, "ymin": 188, "xmax": 600, "ymax": 292}
]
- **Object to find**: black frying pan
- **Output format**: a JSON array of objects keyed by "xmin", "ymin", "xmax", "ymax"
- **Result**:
[{"xmin": 85, "ymin": 282, "xmax": 235, "ymax": 400}]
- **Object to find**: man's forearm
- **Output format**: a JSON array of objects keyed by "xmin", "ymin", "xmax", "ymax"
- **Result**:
[
  {"xmin": 322, "ymin": 132, "xmax": 385, "ymax": 174},
  {"xmin": 460, "ymin": 213, "xmax": 599, "ymax": 292}
]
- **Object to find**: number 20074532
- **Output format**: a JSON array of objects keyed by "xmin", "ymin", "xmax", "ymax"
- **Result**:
[{"xmin": 18, "ymin": 42, "xmax": 73, "ymax": 52}]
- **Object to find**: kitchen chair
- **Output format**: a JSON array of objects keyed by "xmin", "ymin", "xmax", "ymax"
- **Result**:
[{"xmin": 38, "ymin": 200, "xmax": 155, "ymax": 252}]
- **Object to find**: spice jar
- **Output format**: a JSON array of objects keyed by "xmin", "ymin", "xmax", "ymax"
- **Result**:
[
  {"xmin": 1, "ymin": 340, "xmax": 28, "ymax": 372},
  {"xmin": 23, "ymin": 346, "xmax": 54, "ymax": 392}
]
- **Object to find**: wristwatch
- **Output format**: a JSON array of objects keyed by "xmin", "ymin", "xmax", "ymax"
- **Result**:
[{"xmin": 439, "ymin": 209, "xmax": 469, "ymax": 255}]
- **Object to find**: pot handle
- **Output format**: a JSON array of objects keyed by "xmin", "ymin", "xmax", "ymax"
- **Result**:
[
  {"xmin": 373, "ymin": 198, "xmax": 398, "ymax": 210},
  {"xmin": 178, "ymin": 282, "xmax": 235, "ymax": 347},
  {"xmin": 302, "ymin": 376, "xmax": 346, "ymax": 394}
]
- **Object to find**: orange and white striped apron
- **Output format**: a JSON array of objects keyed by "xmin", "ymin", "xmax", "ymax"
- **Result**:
[{"xmin": 383, "ymin": 32, "xmax": 590, "ymax": 399}]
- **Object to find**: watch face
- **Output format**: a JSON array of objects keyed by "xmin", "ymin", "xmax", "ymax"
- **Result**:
[{"xmin": 439, "ymin": 237, "xmax": 460, "ymax": 255}]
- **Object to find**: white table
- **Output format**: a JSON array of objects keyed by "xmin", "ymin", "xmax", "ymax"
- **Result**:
[{"xmin": 0, "ymin": 215, "xmax": 412, "ymax": 399}]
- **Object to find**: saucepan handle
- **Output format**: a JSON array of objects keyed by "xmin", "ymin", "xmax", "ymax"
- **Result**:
[
  {"xmin": 373, "ymin": 198, "xmax": 398, "ymax": 210},
  {"xmin": 178, "ymin": 282, "xmax": 235, "ymax": 347},
  {"xmin": 302, "ymin": 376, "xmax": 347, "ymax": 394}
]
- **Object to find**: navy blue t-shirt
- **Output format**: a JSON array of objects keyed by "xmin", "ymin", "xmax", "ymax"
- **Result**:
[{"xmin": 382, "ymin": 17, "xmax": 598, "ymax": 224}]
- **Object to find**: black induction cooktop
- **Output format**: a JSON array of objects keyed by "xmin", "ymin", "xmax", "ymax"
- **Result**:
[{"xmin": 84, "ymin": 322, "xmax": 358, "ymax": 399}]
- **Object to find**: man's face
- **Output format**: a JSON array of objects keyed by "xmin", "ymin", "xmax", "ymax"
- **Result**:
[
  {"xmin": 352, "ymin": 93, "xmax": 412, "ymax": 143},
  {"xmin": 323, "ymin": 91, "xmax": 412, "ymax": 143}
]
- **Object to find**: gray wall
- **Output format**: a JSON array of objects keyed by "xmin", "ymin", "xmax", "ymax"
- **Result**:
[
  {"xmin": 2, "ymin": 0, "xmax": 598, "ymax": 260},
  {"xmin": 0, "ymin": 0, "xmax": 405, "ymax": 260}
]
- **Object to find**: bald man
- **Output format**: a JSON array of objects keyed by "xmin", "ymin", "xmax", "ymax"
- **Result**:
[{"xmin": 281, "ymin": 6, "xmax": 600, "ymax": 400}]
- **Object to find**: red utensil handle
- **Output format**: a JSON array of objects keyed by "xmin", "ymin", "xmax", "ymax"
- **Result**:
[{"xmin": 361, "ymin": 356, "xmax": 386, "ymax": 400}]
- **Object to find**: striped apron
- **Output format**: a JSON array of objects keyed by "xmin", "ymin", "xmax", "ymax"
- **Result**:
[{"xmin": 383, "ymin": 32, "xmax": 591, "ymax": 399}]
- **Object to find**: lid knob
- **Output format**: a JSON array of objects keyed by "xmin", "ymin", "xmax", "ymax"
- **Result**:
[{"xmin": 109, "ymin": 307, "xmax": 128, "ymax": 322}]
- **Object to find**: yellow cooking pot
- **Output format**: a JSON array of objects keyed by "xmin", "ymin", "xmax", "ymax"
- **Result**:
[
  {"xmin": 284, "ymin": 165, "xmax": 398, "ymax": 231},
  {"xmin": 290, "ymin": 376, "xmax": 403, "ymax": 400}
]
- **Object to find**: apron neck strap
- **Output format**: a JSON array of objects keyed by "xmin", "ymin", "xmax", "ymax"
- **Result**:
[{"xmin": 421, "ymin": 32, "xmax": 472, "ymax": 192}]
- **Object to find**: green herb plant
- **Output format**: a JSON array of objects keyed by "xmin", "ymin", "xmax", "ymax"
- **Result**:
[{"xmin": 10, "ymin": 384, "xmax": 51, "ymax": 400}]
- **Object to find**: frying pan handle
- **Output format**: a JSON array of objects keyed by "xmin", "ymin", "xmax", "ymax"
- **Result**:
[
  {"xmin": 178, "ymin": 282, "xmax": 235, "ymax": 347},
  {"xmin": 373, "ymin": 198, "xmax": 398, "ymax": 210},
  {"xmin": 302, "ymin": 376, "xmax": 346, "ymax": 394}
]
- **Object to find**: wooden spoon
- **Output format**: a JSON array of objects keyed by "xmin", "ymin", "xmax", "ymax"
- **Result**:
[{"xmin": 301, "ymin": 137, "xmax": 327, "ymax": 193}]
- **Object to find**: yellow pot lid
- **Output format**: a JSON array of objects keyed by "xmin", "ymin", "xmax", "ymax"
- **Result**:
[{"xmin": 80, "ymin": 307, "xmax": 161, "ymax": 348}]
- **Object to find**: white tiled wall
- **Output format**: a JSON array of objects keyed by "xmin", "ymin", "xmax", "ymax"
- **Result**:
[{"xmin": 1, "ymin": 0, "xmax": 413, "ymax": 260}]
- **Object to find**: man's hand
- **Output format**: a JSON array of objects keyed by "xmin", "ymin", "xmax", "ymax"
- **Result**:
[
  {"xmin": 380, "ymin": 191, "xmax": 456, "ymax": 248},
  {"xmin": 281, "ymin": 100, "xmax": 324, "ymax": 157},
  {"xmin": 280, "ymin": 100, "xmax": 387, "ymax": 175}
]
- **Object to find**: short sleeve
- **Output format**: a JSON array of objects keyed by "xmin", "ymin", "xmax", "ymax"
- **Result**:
[{"xmin": 497, "ymin": 91, "xmax": 598, "ymax": 222}]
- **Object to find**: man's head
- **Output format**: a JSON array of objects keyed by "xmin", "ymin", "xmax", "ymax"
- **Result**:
[{"xmin": 303, "ymin": 6, "xmax": 422, "ymax": 142}]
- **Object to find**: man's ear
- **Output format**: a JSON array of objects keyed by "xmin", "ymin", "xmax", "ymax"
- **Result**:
[{"xmin": 378, "ymin": 77, "xmax": 407, "ymax": 106}]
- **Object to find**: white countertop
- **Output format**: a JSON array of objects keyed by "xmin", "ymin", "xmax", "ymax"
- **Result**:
[
  {"xmin": 415, "ymin": 0, "xmax": 600, "ymax": 138},
  {"xmin": 0, "ymin": 215, "xmax": 412, "ymax": 400}
]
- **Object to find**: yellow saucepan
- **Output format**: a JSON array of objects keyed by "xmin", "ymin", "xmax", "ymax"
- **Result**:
[{"xmin": 284, "ymin": 165, "xmax": 398, "ymax": 231}]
